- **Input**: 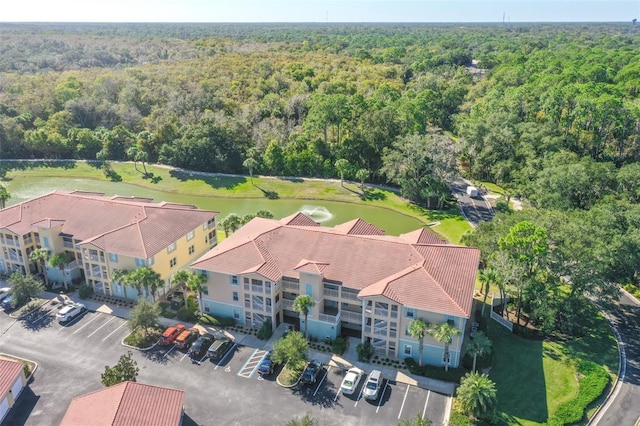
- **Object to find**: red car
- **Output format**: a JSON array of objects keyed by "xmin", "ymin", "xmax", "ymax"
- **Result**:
[
  {"xmin": 160, "ymin": 323, "xmax": 185, "ymax": 345},
  {"xmin": 175, "ymin": 327, "xmax": 200, "ymax": 349}
]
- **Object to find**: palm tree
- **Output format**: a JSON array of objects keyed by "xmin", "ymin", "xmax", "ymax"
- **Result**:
[
  {"xmin": 129, "ymin": 267, "xmax": 162, "ymax": 302},
  {"xmin": 29, "ymin": 248, "xmax": 50, "ymax": 288},
  {"xmin": 243, "ymin": 157, "xmax": 259, "ymax": 185},
  {"xmin": 465, "ymin": 331, "xmax": 492, "ymax": 373},
  {"xmin": 126, "ymin": 145, "xmax": 141, "ymax": 173},
  {"xmin": 407, "ymin": 318, "xmax": 430, "ymax": 366},
  {"xmin": 479, "ymin": 268, "xmax": 497, "ymax": 317},
  {"xmin": 255, "ymin": 209, "xmax": 274, "ymax": 219},
  {"xmin": 50, "ymin": 252, "xmax": 73, "ymax": 290},
  {"xmin": 429, "ymin": 322, "xmax": 461, "ymax": 372},
  {"xmin": 186, "ymin": 272, "xmax": 207, "ymax": 313},
  {"xmin": 0, "ymin": 185, "xmax": 11, "ymax": 209},
  {"xmin": 456, "ymin": 372, "xmax": 498, "ymax": 422},
  {"xmin": 111, "ymin": 269, "xmax": 130, "ymax": 299},
  {"xmin": 334, "ymin": 159, "xmax": 350, "ymax": 188},
  {"xmin": 292, "ymin": 294, "xmax": 315, "ymax": 339},
  {"xmin": 171, "ymin": 269, "xmax": 191, "ymax": 309},
  {"xmin": 355, "ymin": 168, "xmax": 369, "ymax": 192}
]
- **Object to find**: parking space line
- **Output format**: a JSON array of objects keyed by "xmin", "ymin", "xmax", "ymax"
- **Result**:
[
  {"xmin": 31, "ymin": 307, "xmax": 54, "ymax": 324},
  {"xmin": 398, "ymin": 384, "xmax": 410, "ymax": 419},
  {"xmin": 101, "ymin": 321, "xmax": 127, "ymax": 342},
  {"xmin": 59, "ymin": 310, "xmax": 87, "ymax": 328},
  {"xmin": 376, "ymin": 382, "xmax": 389, "ymax": 413},
  {"xmin": 237, "ymin": 348, "xmax": 266, "ymax": 378},
  {"xmin": 214, "ymin": 343, "xmax": 237, "ymax": 370},
  {"xmin": 87, "ymin": 316, "xmax": 116, "ymax": 337},
  {"xmin": 180, "ymin": 352, "xmax": 189, "ymax": 362},
  {"xmin": 162, "ymin": 344, "xmax": 177, "ymax": 359},
  {"xmin": 422, "ymin": 390, "xmax": 431, "ymax": 419},
  {"xmin": 72, "ymin": 313, "xmax": 101, "ymax": 334},
  {"xmin": 354, "ymin": 374, "xmax": 367, "ymax": 407},
  {"xmin": 313, "ymin": 366, "xmax": 331, "ymax": 397}
]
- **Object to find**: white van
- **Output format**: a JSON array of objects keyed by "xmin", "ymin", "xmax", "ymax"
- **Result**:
[{"xmin": 466, "ymin": 185, "xmax": 479, "ymax": 197}]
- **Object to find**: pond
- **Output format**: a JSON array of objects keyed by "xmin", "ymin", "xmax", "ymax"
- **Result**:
[{"xmin": 4, "ymin": 176, "xmax": 428, "ymax": 236}]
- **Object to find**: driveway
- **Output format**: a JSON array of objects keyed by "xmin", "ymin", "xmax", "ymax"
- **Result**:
[
  {"xmin": 591, "ymin": 290, "xmax": 640, "ymax": 426},
  {"xmin": 450, "ymin": 177, "xmax": 494, "ymax": 227}
]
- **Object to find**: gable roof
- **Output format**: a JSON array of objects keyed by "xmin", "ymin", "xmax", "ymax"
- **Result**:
[
  {"xmin": 60, "ymin": 381, "xmax": 184, "ymax": 426},
  {"xmin": 0, "ymin": 359, "xmax": 24, "ymax": 398},
  {"xmin": 0, "ymin": 190, "xmax": 218, "ymax": 258},
  {"xmin": 333, "ymin": 218, "xmax": 384, "ymax": 236},
  {"xmin": 192, "ymin": 216, "xmax": 479, "ymax": 318}
]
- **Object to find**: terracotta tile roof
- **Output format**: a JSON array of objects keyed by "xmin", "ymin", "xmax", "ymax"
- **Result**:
[
  {"xmin": 192, "ymin": 217, "xmax": 480, "ymax": 317},
  {"xmin": 333, "ymin": 218, "xmax": 385, "ymax": 235},
  {"xmin": 60, "ymin": 381, "xmax": 184, "ymax": 426},
  {"xmin": 0, "ymin": 190, "xmax": 218, "ymax": 258},
  {"xmin": 399, "ymin": 228, "xmax": 447, "ymax": 245},
  {"xmin": 0, "ymin": 359, "xmax": 24, "ymax": 398},
  {"xmin": 280, "ymin": 212, "xmax": 320, "ymax": 226}
]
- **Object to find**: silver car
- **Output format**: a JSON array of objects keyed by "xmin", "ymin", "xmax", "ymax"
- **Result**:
[{"xmin": 362, "ymin": 370, "xmax": 384, "ymax": 400}]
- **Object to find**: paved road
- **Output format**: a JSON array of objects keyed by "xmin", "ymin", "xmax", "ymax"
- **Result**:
[
  {"xmin": 591, "ymin": 290, "xmax": 640, "ymax": 426},
  {"xmin": 450, "ymin": 177, "xmax": 494, "ymax": 227}
]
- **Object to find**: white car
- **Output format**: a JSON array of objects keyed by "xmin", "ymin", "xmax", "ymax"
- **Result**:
[
  {"xmin": 0, "ymin": 287, "xmax": 11, "ymax": 301},
  {"xmin": 340, "ymin": 367, "xmax": 364, "ymax": 395},
  {"xmin": 56, "ymin": 302, "xmax": 86, "ymax": 322}
]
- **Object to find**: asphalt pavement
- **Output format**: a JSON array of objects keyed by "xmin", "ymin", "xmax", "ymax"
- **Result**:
[{"xmin": 450, "ymin": 177, "xmax": 495, "ymax": 227}]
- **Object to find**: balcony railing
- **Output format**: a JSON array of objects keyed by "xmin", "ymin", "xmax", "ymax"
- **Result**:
[
  {"xmin": 283, "ymin": 281, "xmax": 299, "ymax": 291},
  {"xmin": 275, "ymin": 300, "xmax": 282, "ymax": 310},
  {"xmin": 6, "ymin": 239, "xmax": 15, "ymax": 246},
  {"xmin": 244, "ymin": 283, "xmax": 250, "ymax": 291},
  {"xmin": 323, "ymin": 288, "xmax": 339, "ymax": 298},
  {"xmin": 374, "ymin": 329, "xmax": 387, "ymax": 337},
  {"xmin": 244, "ymin": 301, "xmax": 251, "ymax": 308},
  {"xmin": 342, "ymin": 290, "xmax": 359, "ymax": 301},
  {"xmin": 364, "ymin": 326, "xmax": 371, "ymax": 334},
  {"xmin": 63, "ymin": 241, "xmax": 74, "ymax": 248},
  {"xmin": 375, "ymin": 308, "xmax": 389, "ymax": 317},
  {"xmin": 390, "ymin": 311, "xmax": 398, "ymax": 319},
  {"xmin": 23, "ymin": 237, "xmax": 33, "ymax": 245},
  {"xmin": 252, "ymin": 285, "xmax": 263, "ymax": 293},
  {"xmin": 340, "ymin": 310, "xmax": 362, "ymax": 323},
  {"xmin": 283, "ymin": 299, "xmax": 294, "ymax": 310},
  {"xmin": 253, "ymin": 303, "xmax": 264, "ymax": 311},
  {"xmin": 318, "ymin": 312, "xmax": 341, "ymax": 324}
]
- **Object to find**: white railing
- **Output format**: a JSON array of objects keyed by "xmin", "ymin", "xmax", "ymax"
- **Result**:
[
  {"xmin": 252, "ymin": 285, "xmax": 263, "ymax": 293},
  {"xmin": 323, "ymin": 288, "xmax": 339, "ymax": 298},
  {"xmin": 340, "ymin": 310, "xmax": 362, "ymax": 322},
  {"xmin": 342, "ymin": 291, "xmax": 359, "ymax": 300},
  {"xmin": 283, "ymin": 299, "xmax": 294, "ymax": 310},
  {"xmin": 283, "ymin": 281, "xmax": 299, "ymax": 291},
  {"xmin": 318, "ymin": 312, "xmax": 340, "ymax": 324},
  {"xmin": 375, "ymin": 308, "xmax": 389, "ymax": 317},
  {"xmin": 490, "ymin": 292, "xmax": 513, "ymax": 332}
]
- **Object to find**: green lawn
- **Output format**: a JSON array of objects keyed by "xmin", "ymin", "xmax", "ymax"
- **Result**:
[
  {"xmin": 1, "ymin": 160, "xmax": 472, "ymax": 242},
  {"xmin": 482, "ymin": 304, "xmax": 618, "ymax": 425}
]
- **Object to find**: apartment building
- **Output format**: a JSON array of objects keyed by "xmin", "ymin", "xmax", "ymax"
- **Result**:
[
  {"xmin": 191, "ymin": 214, "xmax": 479, "ymax": 368},
  {"xmin": 0, "ymin": 190, "xmax": 218, "ymax": 300}
]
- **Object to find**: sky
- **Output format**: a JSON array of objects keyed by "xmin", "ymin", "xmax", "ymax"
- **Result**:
[{"xmin": 2, "ymin": 1, "xmax": 639, "ymax": 23}]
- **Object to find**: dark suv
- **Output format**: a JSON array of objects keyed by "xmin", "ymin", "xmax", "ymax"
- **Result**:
[
  {"xmin": 300, "ymin": 359, "xmax": 323, "ymax": 384},
  {"xmin": 189, "ymin": 333, "xmax": 214, "ymax": 358},
  {"xmin": 207, "ymin": 336, "xmax": 234, "ymax": 362}
]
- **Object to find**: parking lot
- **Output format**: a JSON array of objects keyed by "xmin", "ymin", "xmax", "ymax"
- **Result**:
[{"xmin": 0, "ymin": 302, "xmax": 450, "ymax": 425}]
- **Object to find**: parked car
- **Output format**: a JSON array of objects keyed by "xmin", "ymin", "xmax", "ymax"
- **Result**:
[
  {"xmin": 160, "ymin": 323, "xmax": 186, "ymax": 345},
  {"xmin": 257, "ymin": 351, "xmax": 275, "ymax": 376},
  {"xmin": 300, "ymin": 359, "xmax": 323, "ymax": 384},
  {"xmin": 207, "ymin": 336, "xmax": 234, "ymax": 362},
  {"xmin": 340, "ymin": 367, "xmax": 365, "ymax": 395},
  {"xmin": 189, "ymin": 333, "xmax": 214, "ymax": 358},
  {"xmin": 1, "ymin": 294, "xmax": 15, "ymax": 309},
  {"xmin": 56, "ymin": 302, "xmax": 86, "ymax": 323},
  {"xmin": 0, "ymin": 287, "xmax": 11, "ymax": 301},
  {"xmin": 175, "ymin": 327, "xmax": 200, "ymax": 349},
  {"xmin": 362, "ymin": 370, "xmax": 384, "ymax": 401}
]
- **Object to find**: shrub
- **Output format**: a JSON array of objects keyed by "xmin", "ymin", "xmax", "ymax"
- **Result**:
[
  {"xmin": 78, "ymin": 285, "xmax": 94, "ymax": 299},
  {"xmin": 257, "ymin": 320, "xmax": 273, "ymax": 340},
  {"xmin": 546, "ymin": 361, "xmax": 610, "ymax": 425},
  {"xmin": 158, "ymin": 301, "xmax": 170, "ymax": 311},
  {"xmin": 199, "ymin": 314, "xmax": 236, "ymax": 327},
  {"xmin": 21, "ymin": 361, "xmax": 32, "ymax": 378},
  {"xmin": 332, "ymin": 337, "xmax": 347, "ymax": 355},
  {"xmin": 160, "ymin": 310, "xmax": 176, "ymax": 319},
  {"xmin": 177, "ymin": 307, "xmax": 198, "ymax": 322},
  {"xmin": 356, "ymin": 341, "xmax": 374, "ymax": 362}
]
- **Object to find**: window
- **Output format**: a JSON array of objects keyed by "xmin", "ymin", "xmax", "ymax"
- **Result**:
[
  {"xmin": 167, "ymin": 242, "xmax": 177, "ymax": 253},
  {"xmin": 109, "ymin": 253, "xmax": 118, "ymax": 263},
  {"xmin": 233, "ymin": 309, "xmax": 240, "ymax": 320},
  {"xmin": 43, "ymin": 236, "xmax": 50, "ymax": 248},
  {"xmin": 404, "ymin": 345, "xmax": 412, "ymax": 356},
  {"xmin": 169, "ymin": 257, "xmax": 177, "ymax": 268},
  {"xmin": 189, "ymin": 245, "xmax": 195, "ymax": 255},
  {"xmin": 265, "ymin": 281, "xmax": 271, "ymax": 292},
  {"xmin": 135, "ymin": 258, "xmax": 145, "ymax": 267},
  {"xmin": 232, "ymin": 291, "xmax": 239, "ymax": 302},
  {"xmin": 445, "ymin": 316, "xmax": 456, "ymax": 326},
  {"xmin": 148, "ymin": 256, "xmax": 155, "ymax": 266},
  {"xmin": 243, "ymin": 277, "xmax": 249, "ymax": 284},
  {"xmin": 404, "ymin": 308, "xmax": 416, "ymax": 319},
  {"xmin": 305, "ymin": 283, "xmax": 313, "ymax": 297},
  {"xmin": 187, "ymin": 230, "xmax": 195, "ymax": 241},
  {"xmin": 266, "ymin": 297, "xmax": 272, "ymax": 308},
  {"xmin": 231, "ymin": 275, "xmax": 239, "ymax": 285},
  {"xmin": 202, "ymin": 286, "xmax": 209, "ymax": 295}
]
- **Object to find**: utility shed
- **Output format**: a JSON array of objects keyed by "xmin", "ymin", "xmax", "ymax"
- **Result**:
[{"xmin": 0, "ymin": 359, "xmax": 27, "ymax": 423}]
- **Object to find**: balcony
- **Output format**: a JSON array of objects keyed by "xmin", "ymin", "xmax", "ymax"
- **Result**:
[
  {"xmin": 252, "ymin": 285, "xmax": 263, "ymax": 293},
  {"xmin": 340, "ymin": 310, "xmax": 362, "ymax": 323},
  {"xmin": 374, "ymin": 329, "xmax": 387, "ymax": 337},
  {"xmin": 318, "ymin": 312, "xmax": 340, "ymax": 324},
  {"xmin": 23, "ymin": 236, "xmax": 33, "ymax": 245},
  {"xmin": 244, "ymin": 283, "xmax": 250, "ymax": 291},
  {"xmin": 63, "ymin": 241, "xmax": 74, "ymax": 249},
  {"xmin": 252, "ymin": 303, "xmax": 264, "ymax": 311},
  {"xmin": 375, "ymin": 308, "xmax": 389, "ymax": 317},
  {"xmin": 323, "ymin": 288, "xmax": 339, "ymax": 298},
  {"xmin": 244, "ymin": 301, "xmax": 251, "ymax": 308},
  {"xmin": 283, "ymin": 299, "xmax": 294, "ymax": 310},
  {"xmin": 342, "ymin": 290, "xmax": 359, "ymax": 301},
  {"xmin": 283, "ymin": 281, "xmax": 299, "ymax": 291}
]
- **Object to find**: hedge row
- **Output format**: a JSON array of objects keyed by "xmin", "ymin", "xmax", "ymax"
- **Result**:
[
  {"xmin": 199, "ymin": 313, "xmax": 235, "ymax": 327},
  {"xmin": 404, "ymin": 357, "xmax": 468, "ymax": 383},
  {"xmin": 546, "ymin": 361, "xmax": 610, "ymax": 425}
]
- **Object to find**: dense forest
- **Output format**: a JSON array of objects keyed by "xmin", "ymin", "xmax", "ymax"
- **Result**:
[{"xmin": 1, "ymin": 22, "xmax": 640, "ymax": 336}]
